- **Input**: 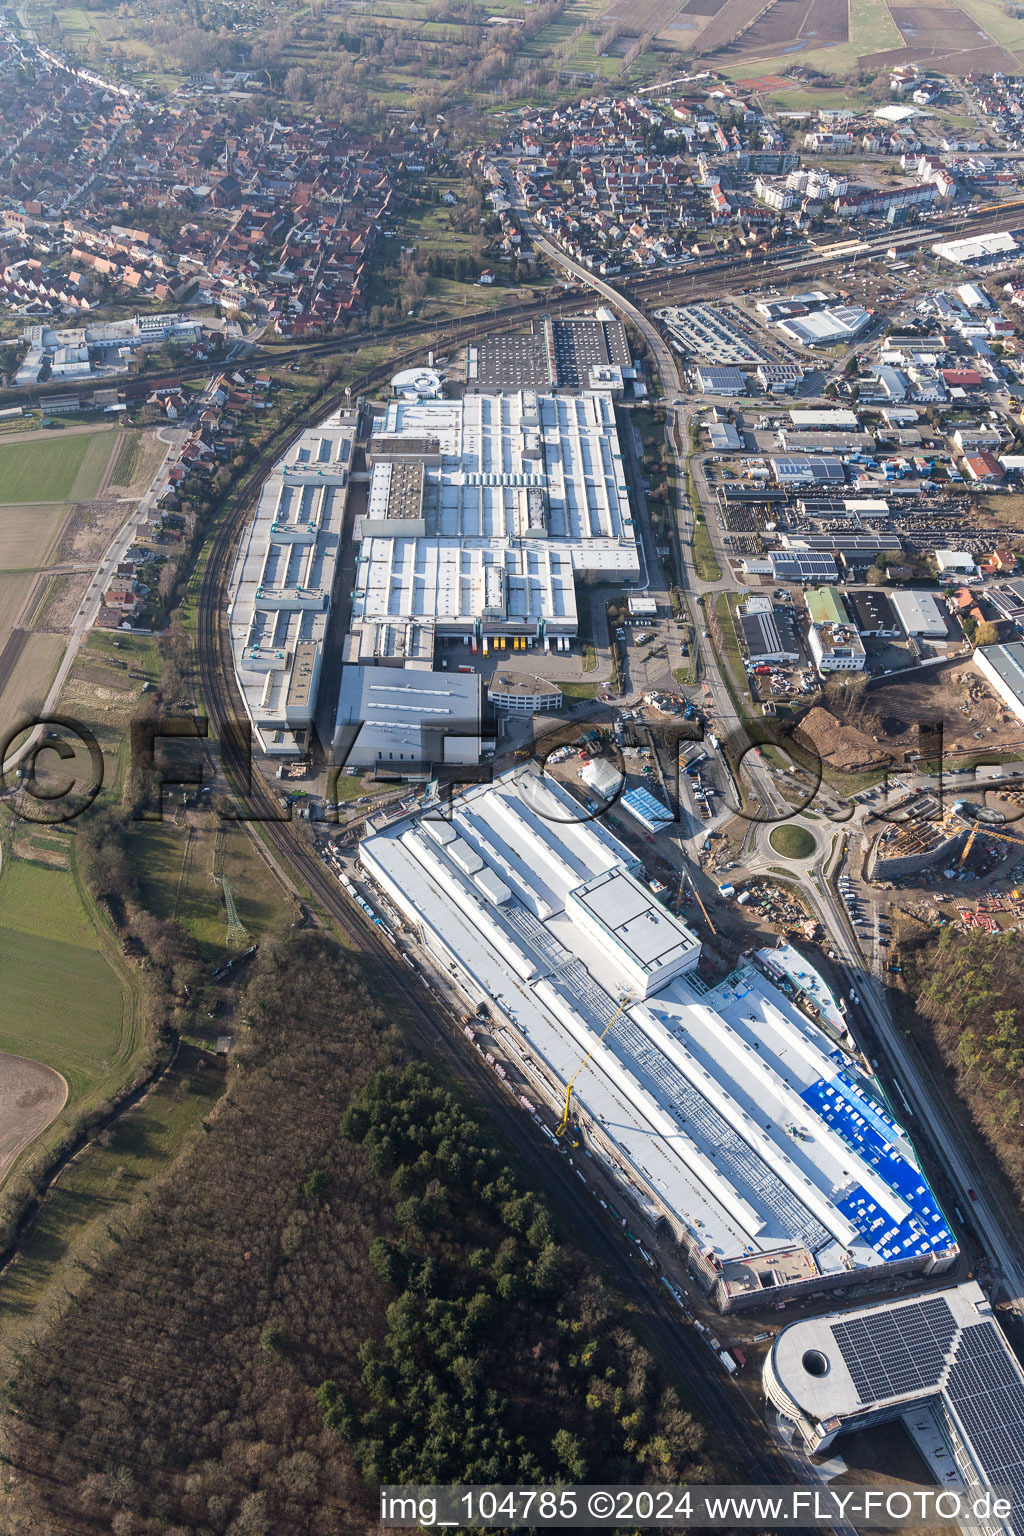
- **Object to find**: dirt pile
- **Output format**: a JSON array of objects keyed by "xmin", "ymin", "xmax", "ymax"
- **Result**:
[{"xmin": 794, "ymin": 706, "xmax": 894, "ymax": 772}]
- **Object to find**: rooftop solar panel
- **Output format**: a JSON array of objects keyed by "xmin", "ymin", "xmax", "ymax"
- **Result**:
[{"xmin": 832, "ymin": 1296, "xmax": 957, "ymax": 1402}]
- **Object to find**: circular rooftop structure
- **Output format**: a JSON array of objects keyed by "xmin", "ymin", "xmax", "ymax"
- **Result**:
[{"xmin": 391, "ymin": 366, "xmax": 444, "ymax": 399}]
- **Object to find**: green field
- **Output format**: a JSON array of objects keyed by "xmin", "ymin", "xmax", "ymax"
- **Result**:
[
  {"xmin": 0, "ymin": 857, "xmax": 140, "ymax": 1108},
  {"xmin": 717, "ymin": 0, "xmax": 1024, "ymax": 79},
  {"xmin": 0, "ymin": 430, "xmax": 112, "ymax": 503},
  {"xmin": 768, "ymin": 824, "xmax": 817, "ymax": 860},
  {"xmin": 109, "ymin": 431, "xmax": 142, "ymax": 487},
  {"xmin": 718, "ymin": 0, "xmax": 905, "ymax": 78},
  {"xmin": 134, "ymin": 822, "xmax": 284, "ymax": 965},
  {"xmin": 0, "ymin": 1049, "xmax": 223, "ymax": 1344}
]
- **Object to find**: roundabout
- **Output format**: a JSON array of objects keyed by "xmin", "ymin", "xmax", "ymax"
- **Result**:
[{"xmin": 768, "ymin": 824, "xmax": 817, "ymax": 861}]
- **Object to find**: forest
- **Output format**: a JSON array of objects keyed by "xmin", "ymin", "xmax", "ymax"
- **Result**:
[
  {"xmin": 904, "ymin": 925, "xmax": 1024, "ymax": 1203},
  {"xmin": 1, "ymin": 930, "xmax": 714, "ymax": 1535}
]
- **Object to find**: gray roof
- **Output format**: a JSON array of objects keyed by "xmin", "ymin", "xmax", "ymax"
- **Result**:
[{"xmin": 334, "ymin": 666, "xmax": 481, "ymax": 768}]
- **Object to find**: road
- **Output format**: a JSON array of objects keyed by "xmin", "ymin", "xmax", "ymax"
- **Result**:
[
  {"xmin": 191, "ymin": 407, "xmax": 803, "ymax": 1486},
  {"xmin": 733, "ymin": 797, "xmax": 1024, "ymax": 1315},
  {"xmin": 522, "ymin": 215, "xmax": 786, "ymax": 821},
  {"xmin": 518, "ymin": 210, "xmax": 1024, "ymax": 1312}
]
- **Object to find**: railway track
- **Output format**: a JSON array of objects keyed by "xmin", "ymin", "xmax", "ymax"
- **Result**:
[
  {"xmin": 188, "ymin": 196, "xmax": 1024, "ymax": 1476},
  {"xmin": 194, "ymin": 374, "xmax": 798, "ymax": 1487},
  {"xmin": 18, "ymin": 201, "xmax": 1021, "ymax": 414}
]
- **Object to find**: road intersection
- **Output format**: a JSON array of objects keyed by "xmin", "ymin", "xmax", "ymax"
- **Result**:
[{"xmin": 524, "ymin": 206, "xmax": 1024, "ymax": 1319}]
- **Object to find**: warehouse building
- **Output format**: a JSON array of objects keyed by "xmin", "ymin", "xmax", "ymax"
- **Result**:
[
  {"xmin": 891, "ymin": 589, "xmax": 949, "ymax": 639},
  {"xmin": 332, "ymin": 667, "xmax": 481, "ymax": 775},
  {"xmin": 769, "ymin": 550, "xmax": 839, "ymax": 583},
  {"xmin": 974, "ymin": 640, "xmax": 1024, "ymax": 724},
  {"xmin": 695, "ymin": 365, "xmax": 747, "ymax": 394},
  {"xmin": 739, "ymin": 603, "xmax": 800, "ymax": 663},
  {"xmin": 845, "ymin": 588, "xmax": 900, "ymax": 637},
  {"xmin": 788, "ymin": 408, "xmax": 860, "ymax": 431},
  {"xmin": 764, "ymin": 1282, "xmax": 1024, "ymax": 1536},
  {"xmin": 360, "ymin": 771, "xmax": 956, "ymax": 1313},
  {"xmin": 228, "ymin": 408, "xmax": 357, "ymax": 755},
  {"xmin": 352, "ymin": 392, "xmax": 640, "ymax": 651},
  {"xmin": 932, "ymin": 230, "xmax": 1019, "ymax": 267},
  {"xmin": 708, "ymin": 422, "xmax": 743, "ymax": 451},
  {"xmin": 776, "ymin": 305, "xmax": 871, "ymax": 348},
  {"xmin": 771, "ymin": 456, "xmax": 846, "ymax": 487}
]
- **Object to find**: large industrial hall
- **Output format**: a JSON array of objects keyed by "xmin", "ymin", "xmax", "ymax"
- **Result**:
[
  {"xmin": 350, "ymin": 390, "xmax": 641, "ymax": 651},
  {"xmin": 359, "ymin": 769, "xmax": 957, "ymax": 1313}
]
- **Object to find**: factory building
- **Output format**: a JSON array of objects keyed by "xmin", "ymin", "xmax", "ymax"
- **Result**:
[
  {"xmin": 771, "ymin": 456, "xmax": 846, "ymax": 487},
  {"xmin": 333, "ymin": 667, "xmax": 482, "ymax": 775},
  {"xmin": 974, "ymin": 640, "xmax": 1024, "ymax": 725},
  {"xmin": 359, "ymin": 771, "xmax": 956, "ymax": 1313},
  {"xmin": 808, "ymin": 621, "xmax": 867, "ymax": 674},
  {"xmin": 739, "ymin": 598, "xmax": 800, "ymax": 663},
  {"xmin": 768, "ymin": 550, "xmax": 839, "ymax": 583},
  {"xmin": 776, "ymin": 306, "xmax": 871, "ymax": 349},
  {"xmin": 350, "ymin": 393, "xmax": 640, "ymax": 655},
  {"xmin": 845, "ymin": 588, "xmax": 900, "ymax": 638},
  {"xmin": 891, "ymin": 589, "xmax": 949, "ymax": 640},
  {"xmin": 764, "ymin": 1283, "xmax": 1024, "ymax": 1536},
  {"xmin": 228, "ymin": 408, "xmax": 357, "ymax": 755}
]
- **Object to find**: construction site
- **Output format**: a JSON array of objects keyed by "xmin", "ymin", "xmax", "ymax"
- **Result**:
[
  {"xmin": 867, "ymin": 796, "xmax": 966, "ymax": 881},
  {"xmin": 358, "ymin": 767, "xmax": 957, "ymax": 1314},
  {"xmin": 795, "ymin": 662, "xmax": 1024, "ymax": 776}
]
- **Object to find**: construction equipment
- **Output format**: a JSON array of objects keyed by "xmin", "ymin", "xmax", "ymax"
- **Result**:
[
  {"xmin": 555, "ymin": 993, "xmax": 633, "ymax": 1138},
  {"xmin": 957, "ymin": 815, "xmax": 1024, "ymax": 864},
  {"xmin": 688, "ymin": 875, "xmax": 717, "ymax": 935},
  {"xmin": 674, "ymin": 832, "xmax": 717, "ymax": 935}
]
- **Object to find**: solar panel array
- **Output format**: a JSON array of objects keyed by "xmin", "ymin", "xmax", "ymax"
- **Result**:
[
  {"xmin": 832, "ymin": 1296, "xmax": 958, "ymax": 1402},
  {"xmin": 945, "ymin": 1322, "xmax": 1024, "ymax": 1529}
]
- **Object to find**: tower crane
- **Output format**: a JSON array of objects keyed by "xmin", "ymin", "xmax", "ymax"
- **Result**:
[
  {"xmin": 555, "ymin": 993, "xmax": 633, "ymax": 1138},
  {"xmin": 957, "ymin": 816, "xmax": 1024, "ymax": 865}
]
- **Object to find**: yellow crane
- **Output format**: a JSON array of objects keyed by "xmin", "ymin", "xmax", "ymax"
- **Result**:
[
  {"xmin": 556, "ymin": 993, "xmax": 633, "ymax": 1138},
  {"xmin": 958, "ymin": 816, "xmax": 1024, "ymax": 864},
  {"xmin": 688, "ymin": 876, "xmax": 717, "ymax": 935},
  {"xmin": 673, "ymin": 834, "xmax": 717, "ymax": 935}
]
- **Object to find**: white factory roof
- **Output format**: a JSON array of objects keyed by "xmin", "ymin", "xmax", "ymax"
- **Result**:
[
  {"xmin": 934, "ymin": 549, "xmax": 976, "ymax": 572},
  {"xmin": 932, "ymin": 230, "xmax": 1018, "ymax": 265},
  {"xmin": 360, "ymin": 771, "xmax": 954, "ymax": 1295},
  {"xmin": 391, "ymin": 365, "xmax": 444, "ymax": 398},
  {"xmin": 891, "ymin": 588, "xmax": 948, "ymax": 637},
  {"xmin": 976, "ymin": 640, "xmax": 1024, "ymax": 704},
  {"xmin": 355, "ymin": 536, "xmax": 578, "ymax": 630},
  {"xmin": 788, "ymin": 408, "xmax": 860, "ymax": 430},
  {"xmin": 333, "ymin": 666, "xmax": 481, "ymax": 769},
  {"xmin": 352, "ymin": 392, "xmax": 640, "ymax": 637},
  {"xmin": 777, "ymin": 306, "xmax": 871, "ymax": 348},
  {"xmin": 229, "ymin": 408, "xmax": 357, "ymax": 753}
]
